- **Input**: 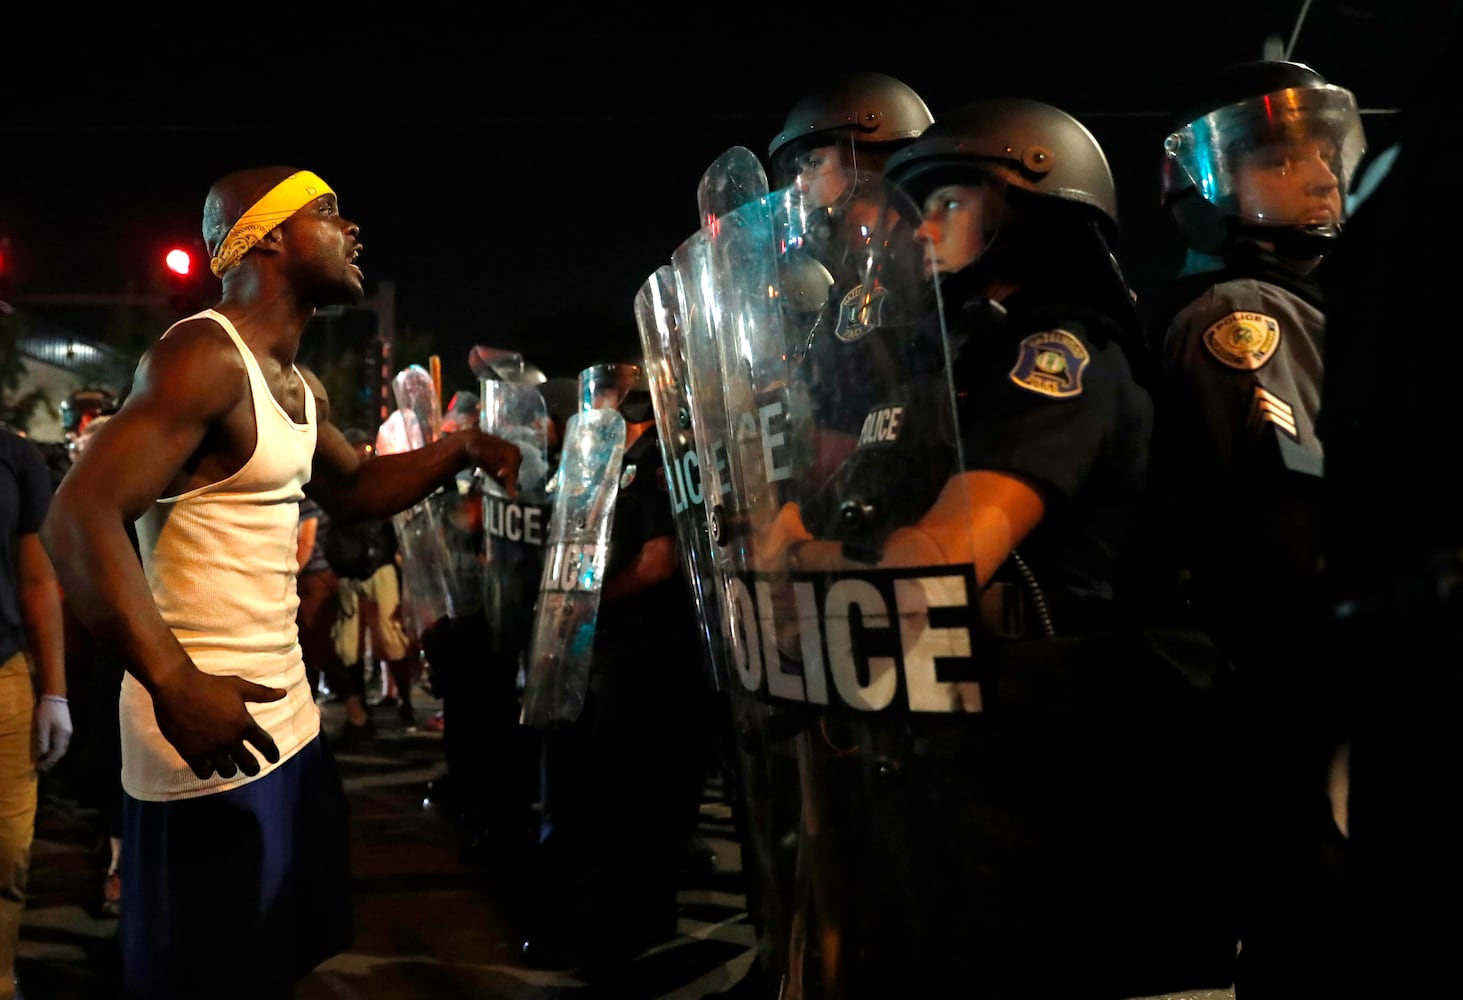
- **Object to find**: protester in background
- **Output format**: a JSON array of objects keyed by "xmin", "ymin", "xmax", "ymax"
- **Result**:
[
  {"xmin": 440, "ymin": 390, "xmax": 480, "ymax": 434},
  {"xmin": 59, "ymin": 389, "xmax": 117, "ymax": 463},
  {"xmin": 1149, "ymin": 59, "xmax": 1366, "ymax": 998},
  {"xmin": 300, "ymin": 487, "xmax": 381, "ymax": 747},
  {"xmin": 330, "ymin": 428, "xmax": 419, "ymax": 740},
  {"xmin": 2, "ymin": 425, "xmax": 70, "ymax": 1000},
  {"xmin": 295, "ymin": 496, "xmax": 343, "ymax": 700},
  {"xmin": 58, "ymin": 415, "xmax": 129, "ymax": 919},
  {"xmin": 39, "ymin": 165, "xmax": 520, "ymax": 998}
]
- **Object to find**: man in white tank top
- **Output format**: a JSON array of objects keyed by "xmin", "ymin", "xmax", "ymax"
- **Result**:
[{"xmin": 40, "ymin": 167, "xmax": 522, "ymax": 999}]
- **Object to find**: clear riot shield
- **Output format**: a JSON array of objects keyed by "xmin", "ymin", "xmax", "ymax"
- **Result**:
[
  {"xmin": 634, "ymin": 264, "xmax": 730, "ymax": 693},
  {"xmin": 380, "ymin": 365, "xmax": 457, "ymax": 636},
  {"xmin": 479, "ymin": 378, "xmax": 553, "ymax": 665},
  {"xmin": 672, "ymin": 153, "xmax": 1235, "ymax": 999},
  {"xmin": 670, "ymin": 146, "xmax": 817, "ymax": 994},
  {"xmin": 520, "ymin": 405, "xmax": 625, "ymax": 728},
  {"xmin": 469, "ymin": 345, "xmax": 547, "ymax": 387}
]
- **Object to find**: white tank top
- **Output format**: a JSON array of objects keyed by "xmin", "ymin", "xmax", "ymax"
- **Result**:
[{"xmin": 125, "ymin": 310, "xmax": 319, "ymax": 801}]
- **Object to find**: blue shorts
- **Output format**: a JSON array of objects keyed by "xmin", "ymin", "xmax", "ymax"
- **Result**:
[{"xmin": 120, "ymin": 736, "xmax": 352, "ymax": 1000}]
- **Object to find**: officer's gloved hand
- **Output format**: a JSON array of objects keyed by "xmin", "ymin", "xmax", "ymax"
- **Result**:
[{"xmin": 35, "ymin": 694, "xmax": 74, "ymax": 770}]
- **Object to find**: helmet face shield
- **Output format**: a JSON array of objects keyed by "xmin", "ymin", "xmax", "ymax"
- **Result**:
[{"xmin": 1164, "ymin": 84, "xmax": 1365, "ymax": 232}]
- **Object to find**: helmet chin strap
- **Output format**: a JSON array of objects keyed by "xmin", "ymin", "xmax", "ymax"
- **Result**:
[{"xmin": 1227, "ymin": 219, "xmax": 1339, "ymax": 259}]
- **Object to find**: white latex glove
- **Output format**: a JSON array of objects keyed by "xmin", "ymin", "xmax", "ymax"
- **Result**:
[{"xmin": 35, "ymin": 694, "xmax": 73, "ymax": 771}]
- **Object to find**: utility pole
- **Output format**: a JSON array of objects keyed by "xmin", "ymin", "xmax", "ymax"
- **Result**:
[{"xmin": 371, "ymin": 280, "xmax": 395, "ymax": 429}]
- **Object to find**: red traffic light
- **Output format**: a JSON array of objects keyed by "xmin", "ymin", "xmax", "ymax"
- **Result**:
[{"xmin": 164, "ymin": 247, "xmax": 195, "ymax": 278}]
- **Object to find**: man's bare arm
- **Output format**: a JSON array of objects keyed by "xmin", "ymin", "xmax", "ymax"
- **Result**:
[
  {"xmin": 300, "ymin": 367, "xmax": 522, "ymax": 521},
  {"xmin": 40, "ymin": 321, "xmax": 285, "ymax": 779},
  {"xmin": 42, "ymin": 325, "xmax": 238, "ymax": 690}
]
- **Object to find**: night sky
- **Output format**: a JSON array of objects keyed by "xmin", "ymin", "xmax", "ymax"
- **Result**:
[{"xmin": 2, "ymin": 5, "xmax": 1448, "ymax": 400}]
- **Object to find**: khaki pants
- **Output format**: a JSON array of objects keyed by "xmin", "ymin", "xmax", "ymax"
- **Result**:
[
  {"xmin": 332, "ymin": 563, "xmax": 412, "ymax": 667},
  {"xmin": 0, "ymin": 652, "xmax": 37, "ymax": 1000}
]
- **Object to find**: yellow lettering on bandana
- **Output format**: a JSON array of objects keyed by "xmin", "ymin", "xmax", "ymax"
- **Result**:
[{"xmin": 209, "ymin": 171, "xmax": 336, "ymax": 277}]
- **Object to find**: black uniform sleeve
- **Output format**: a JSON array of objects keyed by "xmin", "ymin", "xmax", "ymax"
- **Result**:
[{"xmin": 957, "ymin": 325, "xmax": 1131, "ymax": 503}]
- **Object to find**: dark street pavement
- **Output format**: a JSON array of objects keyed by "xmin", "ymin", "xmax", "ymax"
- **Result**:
[
  {"xmin": 17, "ymin": 689, "xmax": 757, "ymax": 999},
  {"xmin": 16, "ymin": 685, "xmax": 1235, "ymax": 1000}
]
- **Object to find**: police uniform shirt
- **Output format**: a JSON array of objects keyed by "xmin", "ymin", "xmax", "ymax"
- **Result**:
[
  {"xmin": 792, "ymin": 317, "xmax": 927, "ymax": 440},
  {"xmin": 809, "ymin": 292, "xmax": 1151, "ymax": 614},
  {"xmin": 1161, "ymin": 270, "xmax": 1325, "ymax": 482},
  {"xmin": 785, "ymin": 211, "xmax": 933, "ymax": 476},
  {"xmin": 953, "ymin": 297, "xmax": 1152, "ymax": 608},
  {"xmin": 1157, "ymin": 256, "xmax": 1326, "ymax": 616}
]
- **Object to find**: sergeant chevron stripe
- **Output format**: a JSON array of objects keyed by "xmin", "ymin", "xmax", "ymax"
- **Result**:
[{"xmin": 1250, "ymin": 386, "xmax": 1299, "ymax": 440}]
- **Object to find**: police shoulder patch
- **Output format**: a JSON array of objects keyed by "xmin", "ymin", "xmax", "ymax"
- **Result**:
[
  {"xmin": 1008, "ymin": 329, "xmax": 1090, "ymax": 399},
  {"xmin": 1201, "ymin": 311, "xmax": 1281, "ymax": 370},
  {"xmin": 834, "ymin": 283, "xmax": 887, "ymax": 343}
]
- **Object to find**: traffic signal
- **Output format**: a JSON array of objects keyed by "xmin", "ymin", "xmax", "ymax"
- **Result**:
[
  {"xmin": 162, "ymin": 241, "xmax": 207, "ymax": 314},
  {"xmin": 164, "ymin": 246, "xmax": 194, "ymax": 280},
  {"xmin": 0, "ymin": 236, "xmax": 12, "ymax": 314}
]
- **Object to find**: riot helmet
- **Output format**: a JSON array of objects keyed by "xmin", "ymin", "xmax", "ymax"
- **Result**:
[
  {"xmin": 1160, "ymin": 60, "xmax": 1365, "ymax": 256},
  {"xmin": 886, "ymin": 97, "xmax": 1120, "ymax": 243},
  {"xmin": 768, "ymin": 72, "xmax": 934, "ymax": 208},
  {"xmin": 886, "ymin": 98, "xmax": 1144, "ymax": 359}
]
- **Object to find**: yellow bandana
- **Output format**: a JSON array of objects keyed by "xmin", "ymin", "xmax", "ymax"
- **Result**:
[{"xmin": 209, "ymin": 170, "xmax": 335, "ymax": 277}]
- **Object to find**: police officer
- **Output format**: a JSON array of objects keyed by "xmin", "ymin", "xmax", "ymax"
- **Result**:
[
  {"xmin": 1150, "ymin": 60, "xmax": 1367, "ymax": 997},
  {"xmin": 459, "ymin": 369, "xmax": 562, "ymax": 865},
  {"xmin": 769, "ymin": 72, "xmax": 936, "ymax": 488},
  {"xmin": 522, "ymin": 363, "xmax": 702, "ymax": 974},
  {"xmin": 753, "ymin": 98, "xmax": 1236, "ymax": 998}
]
